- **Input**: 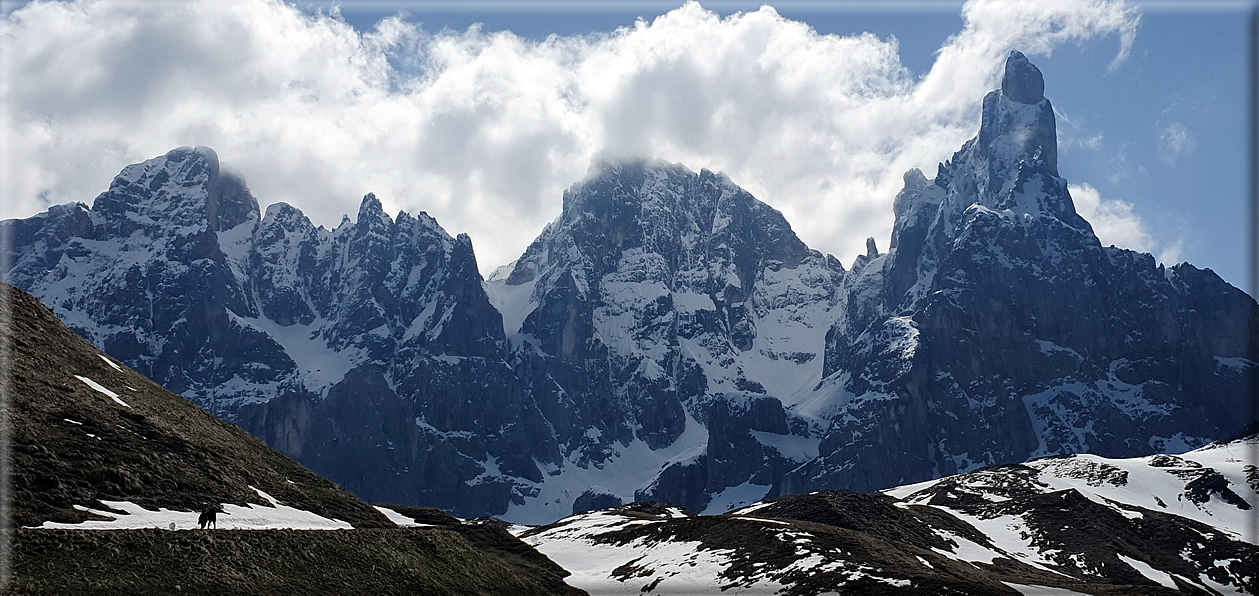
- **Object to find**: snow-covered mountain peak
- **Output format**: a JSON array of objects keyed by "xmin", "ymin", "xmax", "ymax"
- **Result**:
[
  {"xmin": 966, "ymin": 51, "xmax": 1061, "ymax": 199},
  {"xmin": 260, "ymin": 201, "xmax": 309, "ymax": 228},
  {"xmin": 98, "ymin": 145, "xmax": 259, "ymax": 233},
  {"xmin": 477, "ymin": 151, "xmax": 847, "ymax": 516},
  {"xmin": 111, "ymin": 145, "xmax": 218, "ymax": 187},
  {"xmin": 562, "ymin": 156, "xmax": 694, "ymax": 217},
  {"xmin": 355, "ymin": 192, "xmax": 391, "ymax": 225},
  {"xmin": 5, "ymin": 49, "xmax": 1255, "ymax": 526},
  {"xmin": 889, "ymin": 51, "xmax": 1082, "ymax": 240},
  {"xmin": 803, "ymin": 49, "xmax": 1256, "ymax": 503},
  {"xmin": 975, "ymin": 88, "xmax": 1059, "ymax": 178}
]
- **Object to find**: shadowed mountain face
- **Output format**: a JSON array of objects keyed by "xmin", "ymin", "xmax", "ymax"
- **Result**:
[
  {"xmin": 788, "ymin": 51, "xmax": 1258, "ymax": 496},
  {"xmin": 2, "ymin": 281, "xmax": 392, "ymax": 530},
  {"xmin": 3, "ymin": 51, "xmax": 1256, "ymax": 521},
  {"xmin": 5, "ymin": 281, "xmax": 582, "ymax": 595},
  {"xmin": 0, "ymin": 148, "xmax": 550, "ymax": 516}
]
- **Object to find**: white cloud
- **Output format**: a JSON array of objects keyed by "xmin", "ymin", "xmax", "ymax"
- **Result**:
[
  {"xmin": 1077, "ymin": 134, "xmax": 1104, "ymax": 149},
  {"xmin": 1, "ymin": 0, "xmax": 1141, "ymax": 273},
  {"xmin": 1070, "ymin": 182, "xmax": 1180, "ymax": 264},
  {"xmin": 1157, "ymin": 238, "xmax": 1185, "ymax": 266},
  {"xmin": 1159, "ymin": 121, "xmax": 1193, "ymax": 165},
  {"xmin": 1055, "ymin": 108, "xmax": 1105, "ymax": 152}
]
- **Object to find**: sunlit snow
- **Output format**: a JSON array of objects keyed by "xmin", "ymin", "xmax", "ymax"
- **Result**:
[
  {"xmin": 98, "ymin": 354, "xmax": 124, "ymax": 372},
  {"xmin": 34, "ymin": 487, "xmax": 351, "ymax": 530},
  {"xmin": 373, "ymin": 506, "xmax": 435, "ymax": 528},
  {"xmin": 74, "ymin": 374, "xmax": 130, "ymax": 408},
  {"xmin": 501, "ymin": 414, "xmax": 709, "ymax": 525}
]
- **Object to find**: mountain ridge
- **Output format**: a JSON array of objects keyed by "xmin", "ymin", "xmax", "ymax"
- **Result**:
[
  {"xmin": 2, "ymin": 51, "xmax": 1255, "ymax": 522},
  {"xmin": 519, "ymin": 433, "xmax": 1258, "ymax": 594}
]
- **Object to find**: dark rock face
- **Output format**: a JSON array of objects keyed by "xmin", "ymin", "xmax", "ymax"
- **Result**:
[
  {"xmin": 1, "ymin": 147, "xmax": 550, "ymax": 518},
  {"xmin": 3, "ymin": 144, "xmax": 841, "ymax": 521},
  {"xmin": 494, "ymin": 158, "xmax": 846, "ymax": 517},
  {"xmin": 572, "ymin": 489, "xmax": 623, "ymax": 515},
  {"xmin": 1001, "ymin": 50, "xmax": 1045, "ymax": 104},
  {"xmin": 3, "ymin": 52, "xmax": 1256, "ymax": 523},
  {"xmin": 485, "ymin": 159, "xmax": 843, "ymax": 518},
  {"xmin": 785, "ymin": 51, "xmax": 1258, "ymax": 496}
]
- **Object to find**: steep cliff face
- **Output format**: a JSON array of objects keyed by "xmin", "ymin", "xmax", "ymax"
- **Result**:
[
  {"xmin": 2, "ymin": 147, "xmax": 265, "ymax": 409},
  {"xmin": 3, "ymin": 51, "xmax": 1255, "ymax": 522},
  {"xmin": 485, "ymin": 159, "xmax": 844, "ymax": 520},
  {"xmin": 1, "ymin": 147, "xmax": 553, "ymax": 516},
  {"xmin": 787, "ymin": 51, "xmax": 1258, "ymax": 495}
]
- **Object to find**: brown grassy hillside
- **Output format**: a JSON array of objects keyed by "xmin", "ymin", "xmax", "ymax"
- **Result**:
[{"xmin": 2, "ymin": 283, "xmax": 581, "ymax": 594}]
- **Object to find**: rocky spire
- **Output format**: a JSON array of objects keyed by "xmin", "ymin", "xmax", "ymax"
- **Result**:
[
  {"xmin": 1000, "ymin": 51, "xmax": 1045, "ymax": 104},
  {"xmin": 356, "ymin": 192, "xmax": 387, "ymax": 222},
  {"xmin": 977, "ymin": 50, "xmax": 1058, "ymax": 177}
]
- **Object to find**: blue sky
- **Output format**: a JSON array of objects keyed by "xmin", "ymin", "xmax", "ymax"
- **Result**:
[{"xmin": 0, "ymin": 0, "xmax": 1253, "ymax": 294}]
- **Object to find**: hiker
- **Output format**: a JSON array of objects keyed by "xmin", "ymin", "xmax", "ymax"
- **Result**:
[{"xmin": 199, "ymin": 505, "xmax": 225, "ymax": 529}]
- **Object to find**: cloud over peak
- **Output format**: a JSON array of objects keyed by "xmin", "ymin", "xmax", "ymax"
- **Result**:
[{"xmin": 1, "ymin": 0, "xmax": 1143, "ymax": 272}]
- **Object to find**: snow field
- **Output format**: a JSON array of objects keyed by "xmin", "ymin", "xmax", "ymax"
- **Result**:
[{"xmin": 34, "ymin": 487, "xmax": 351, "ymax": 530}]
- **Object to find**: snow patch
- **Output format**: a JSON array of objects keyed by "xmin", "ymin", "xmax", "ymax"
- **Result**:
[
  {"xmin": 501, "ymin": 414, "xmax": 709, "ymax": 525},
  {"xmin": 75, "ymin": 375, "xmax": 130, "ymax": 408},
  {"xmin": 749, "ymin": 430, "xmax": 819, "ymax": 462},
  {"xmin": 229, "ymin": 312, "xmax": 361, "ymax": 395},
  {"xmin": 702, "ymin": 481, "xmax": 772, "ymax": 515},
  {"xmin": 98, "ymin": 355, "xmax": 124, "ymax": 372},
  {"xmin": 33, "ymin": 497, "xmax": 352, "ymax": 530},
  {"xmin": 1116, "ymin": 554, "xmax": 1178, "ymax": 590},
  {"xmin": 1001, "ymin": 582, "xmax": 1091, "ymax": 595},
  {"xmin": 373, "ymin": 506, "xmax": 435, "ymax": 528},
  {"xmin": 484, "ymin": 276, "xmax": 538, "ymax": 340}
]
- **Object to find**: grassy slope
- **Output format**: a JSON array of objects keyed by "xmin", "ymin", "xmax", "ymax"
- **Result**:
[
  {"xmin": 5, "ymin": 282, "xmax": 391, "ymax": 529},
  {"xmin": 4, "ymin": 283, "xmax": 582, "ymax": 594},
  {"xmin": 10, "ymin": 528, "xmax": 580, "ymax": 595}
]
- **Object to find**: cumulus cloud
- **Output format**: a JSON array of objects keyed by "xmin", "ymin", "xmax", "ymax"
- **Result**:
[
  {"xmin": 1070, "ymin": 182, "xmax": 1152, "ymax": 251},
  {"xmin": 1, "ymin": 0, "xmax": 1142, "ymax": 273},
  {"xmin": 1070, "ymin": 182, "xmax": 1181, "ymax": 263}
]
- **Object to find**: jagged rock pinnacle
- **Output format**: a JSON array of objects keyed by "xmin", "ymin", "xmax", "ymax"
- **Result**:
[
  {"xmin": 976, "ymin": 50, "xmax": 1058, "ymax": 177},
  {"xmin": 1001, "ymin": 51, "xmax": 1045, "ymax": 105}
]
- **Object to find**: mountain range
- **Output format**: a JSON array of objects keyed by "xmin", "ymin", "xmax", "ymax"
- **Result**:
[
  {"xmin": 10, "ymin": 276, "xmax": 1255, "ymax": 594},
  {"xmin": 3, "ymin": 51, "xmax": 1255, "ymax": 522}
]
